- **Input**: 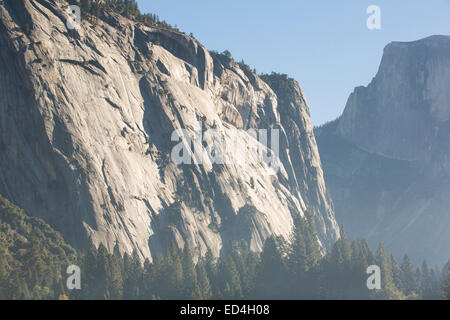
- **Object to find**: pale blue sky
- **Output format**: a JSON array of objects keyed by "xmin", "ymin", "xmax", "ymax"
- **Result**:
[{"xmin": 137, "ymin": 0, "xmax": 450, "ymax": 125}]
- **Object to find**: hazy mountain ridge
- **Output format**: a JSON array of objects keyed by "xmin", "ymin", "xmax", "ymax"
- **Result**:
[
  {"xmin": 0, "ymin": 0, "xmax": 338, "ymax": 260},
  {"xmin": 316, "ymin": 35, "xmax": 450, "ymax": 265}
]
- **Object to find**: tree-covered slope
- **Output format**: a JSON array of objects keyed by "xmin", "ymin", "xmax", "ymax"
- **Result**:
[{"xmin": 0, "ymin": 194, "xmax": 77, "ymax": 299}]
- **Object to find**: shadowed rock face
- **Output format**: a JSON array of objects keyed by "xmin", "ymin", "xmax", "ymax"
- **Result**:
[
  {"xmin": 337, "ymin": 35, "xmax": 450, "ymax": 175},
  {"xmin": 0, "ymin": 0, "xmax": 338, "ymax": 260},
  {"xmin": 316, "ymin": 35, "xmax": 450, "ymax": 265}
]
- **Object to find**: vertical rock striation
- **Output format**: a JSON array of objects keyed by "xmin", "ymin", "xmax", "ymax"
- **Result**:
[{"xmin": 0, "ymin": 0, "xmax": 339, "ymax": 260}]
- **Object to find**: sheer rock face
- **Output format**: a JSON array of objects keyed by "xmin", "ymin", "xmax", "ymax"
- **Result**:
[
  {"xmin": 316, "ymin": 36, "xmax": 450, "ymax": 265},
  {"xmin": 0, "ymin": 0, "xmax": 338, "ymax": 260},
  {"xmin": 337, "ymin": 35, "xmax": 450, "ymax": 176}
]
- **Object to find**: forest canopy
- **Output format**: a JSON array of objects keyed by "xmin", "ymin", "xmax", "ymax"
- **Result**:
[{"xmin": 0, "ymin": 194, "xmax": 448, "ymax": 300}]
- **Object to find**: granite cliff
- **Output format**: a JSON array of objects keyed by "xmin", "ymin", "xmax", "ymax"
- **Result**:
[
  {"xmin": 316, "ymin": 35, "xmax": 450, "ymax": 265},
  {"xmin": 0, "ymin": 0, "xmax": 339, "ymax": 260}
]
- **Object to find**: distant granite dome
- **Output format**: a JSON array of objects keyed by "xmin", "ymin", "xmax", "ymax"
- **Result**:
[
  {"xmin": 316, "ymin": 35, "xmax": 450, "ymax": 265},
  {"xmin": 337, "ymin": 35, "xmax": 450, "ymax": 175}
]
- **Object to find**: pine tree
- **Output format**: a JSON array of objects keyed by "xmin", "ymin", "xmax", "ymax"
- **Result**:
[
  {"xmin": 181, "ymin": 245, "xmax": 201, "ymax": 299},
  {"xmin": 23, "ymin": 235, "xmax": 47, "ymax": 290},
  {"xmin": 400, "ymin": 254, "xmax": 417, "ymax": 296},
  {"xmin": 374, "ymin": 244, "xmax": 405, "ymax": 299},
  {"xmin": 303, "ymin": 211, "xmax": 322, "ymax": 270},
  {"xmin": 196, "ymin": 262, "xmax": 212, "ymax": 300},
  {"xmin": 143, "ymin": 254, "xmax": 164, "ymax": 299},
  {"xmin": 429, "ymin": 267, "xmax": 442, "ymax": 299},
  {"xmin": 333, "ymin": 227, "xmax": 353, "ymax": 269},
  {"xmin": 219, "ymin": 244, "xmax": 243, "ymax": 299},
  {"xmin": 287, "ymin": 212, "xmax": 321, "ymax": 298},
  {"xmin": 109, "ymin": 243, "xmax": 124, "ymax": 299},
  {"xmin": 325, "ymin": 227, "xmax": 352, "ymax": 298},
  {"xmin": 390, "ymin": 254, "xmax": 403, "ymax": 293},
  {"xmin": 441, "ymin": 262, "xmax": 450, "ymax": 300},
  {"xmin": 203, "ymin": 248, "xmax": 218, "ymax": 297},
  {"xmin": 96, "ymin": 243, "xmax": 111, "ymax": 299},
  {"xmin": 80, "ymin": 238, "xmax": 100, "ymax": 299},
  {"xmin": 161, "ymin": 243, "xmax": 183, "ymax": 299},
  {"xmin": 289, "ymin": 212, "xmax": 321, "ymax": 274},
  {"xmin": 232, "ymin": 241, "xmax": 258, "ymax": 298},
  {"xmin": 349, "ymin": 238, "xmax": 374, "ymax": 299},
  {"xmin": 255, "ymin": 236, "xmax": 286, "ymax": 299},
  {"xmin": 123, "ymin": 250, "xmax": 142, "ymax": 299}
]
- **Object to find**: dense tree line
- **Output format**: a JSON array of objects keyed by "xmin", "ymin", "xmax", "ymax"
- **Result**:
[
  {"xmin": 0, "ymin": 194, "xmax": 448, "ymax": 299},
  {"xmin": 69, "ymin": 0, "xmax": 180, "ymax": 32},
  {"xmin": 68, "ymin": 211, "xmax": 446, "ymax": 300}
]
